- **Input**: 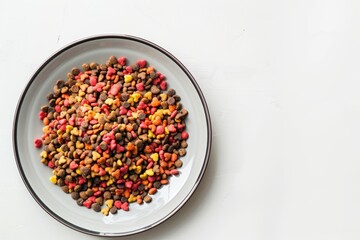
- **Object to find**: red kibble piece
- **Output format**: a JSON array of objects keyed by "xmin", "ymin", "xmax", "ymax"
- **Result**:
[
  {"xmin": 181, "ymin": 131, "xmax": 189, "ymax": 140},
  {"xmin": 116, "ymin": 144, "xmax": 125, "ymax": 153},
  {"xmin": 109, "ymin": 84, "xmax": 121, "ymax": 96},
  {"xmin": 94, "ymin": 82, "xmax": 105, "ymax": 92},
  {"xmin": 89, "ymin": 75, "xmax": 97, "ymax": 86},
  {"xmin": 34, "ymin": 138, "xmax": 42, "ymax": 148},
  {"xmin": 69, "ymin": 161, "xmax": 79, "ymax": 170},
  {"xmin": 78, "ymin": 177, "xmax": 86, "ymax": 185},
  {"xmin": 170, "ymin": 169, "xmax": 179, "ymax": 175},
  {"xmin": 170, "ymin": 110, "xmax": 177, "ymax": 118},
  {"xmin": 152, "ymin": 78, "xmax": 161, "ymax": 85},
  {"xmin": 54, "ymin": 105, "xmax": 61, "ymax": 113},
  {"xmin": 167, "ymin": 124, "xmax": 177, "ymax": 133},
  {"xmin": 47, "ymin": 161, "xmax": 55, "ymax": 168},
  {"xmin": 94, "ymin": 190, "xmax": 102, "ymax": 197},
  {"xmin": 119, "ymin": 106, "xmax": 127, "ymax": 115},
  {"xmin": 159, "ymin": 81, "xmax": 167, "ymax": 90},
  {"xmin": 117, "ymin": 57, "xmax": 126, "ymax": 66},
  {"xmin": 99, "ymin": 167, "xmax": 106, "ymax": 176},
  {"xmin": 39, "ymin": 111, "xmax": 46, "ymax": 120},
  {"xmin": 125, "ymin": 66, "xmax": 133, "ymax": 73},
  {"xmin": 155, "ymin": 125, "xmax": 164, "ymax": 135},
  {"xmin": 110, "ymin": 140, "xmax": 117, "ymax": 150},
  {"xmin": 125, "ymin": 181, "xmax": 133, "ymax": 189},
  {"xmin": 83, "ymin": 199, "xmax": 92, "ymax": 209},
  {"xmin": 68, "ymin": 182, "xmax": 76, "ymax": 189},
  {"xmin": 107, "ymin": 67, "xmax": 116, "ymax": 76},
  {"xmin": 137, "ymin": 59, "xmax": 147, "ymax": 68},
  {"xmin": 136, "ymin": 82, "xmax": 144, "ymax": 91},
  {"xmin": 114, "ymin": 200, "xmax": 122, "ymax": 209},
  {"xmin": 121, "ymin": 202, "xmax": 129, "ymax": 211}
]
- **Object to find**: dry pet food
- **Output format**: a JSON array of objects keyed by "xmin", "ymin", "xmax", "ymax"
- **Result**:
[{"xmin": 34, "ymin": 56, "xmax": 188, "ymax": 215}]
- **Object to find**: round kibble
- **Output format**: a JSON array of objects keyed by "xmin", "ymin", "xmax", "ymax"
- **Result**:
[
  {"xmin": 143, "ymin": 195, "xmax": 152, "ymax": 203},
  {"xmin": 110, "ymin": 206, "xmax": 118, "ymax": 214},
  {"xmin": 71, "ymin": 191, "xmax": 80, "ymax": 200},
  {"xmin": 35, "ymin": 55, "xmax": 189, "ymax": 215},
  {"xmin": 91, "ymin": 203, "xmax": 101, "ymax": 212},
  {"xmin": 174, "ymin": 160, "xmax": 183, "ymax": 168}
]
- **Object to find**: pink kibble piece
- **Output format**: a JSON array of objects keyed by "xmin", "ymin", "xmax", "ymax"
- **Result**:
[
  {"xmin": 107, "ymin": 67, "xmax": 116, "ymax": 76},
  {"xmin": 117, "ymin": 57, "xmax": 126, "ymax": 66},
  {"xmin": 109, "ymin": 84, "xmax": 121, "ymax": 96},
  {"xmin": 181, "ymin": 131, "xmax": 189, "ymax": 140},
  {"xmin": 89, "ymin": 75, "xmax": 97, "ymax": 86},
  {"xmin": 156, "ymin": 125, "xmax": 164, "ymax": 135},
  {"xmin": 69, "ymin": 161, "xmax": 79, "ymax": 170},
  {"xmin": 34, "ymin": 138, "xmax": 42, "ymax": 148},
  {"xmin": 137, "ymin": 59, "xmax": 147, "ymax": 68},
  {"xmin": 167, "ymin": 124, "xmax": 177, "ymax": 133}
]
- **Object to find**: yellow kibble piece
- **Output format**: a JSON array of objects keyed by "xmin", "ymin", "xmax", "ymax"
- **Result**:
[
  {"xmin": 66, "ymin": 125, "xmax": 73, "ymax": 133},
  {"xmin": 76, "ymin": 168, "xmax": 81, "ymax": 175},
  {"xmin": 162, "ymin": 109, "xmax": 171, "ymax": 115},
  {"xmin": 117, "ymin": 160, "xmax": 122, "ymax": 166},
  {"xmin": 70, "ymin": 127, "xmax": 79, "ymax": 136},
  {"xmin": 56, "ymin": 129, "xmax": 63, "ymax": 135},
  {"xmin": 58, "ymin": 156, "xmax": 67, "ymax": 165},
  {"xmin": 132, "ymin": 112, "xmax": 138, "ymax": 118},
  {"xmin": 92, "ymin": 151, "xmax": 101, "ymax": 160},
  {"xmin": 123, "ymin": 173, "xmax": 129, "ymax": 179},
  {"xmin": 127, "ymin": 96, "xmax": 134, "ymax": 104},
  {"xmin": 148, "ymin": 130, "xmax": 155, "ymax": 138},
  {"xmin": 40, "ymin": 151, "xmax": 47, "ymax": 158},
  {"xmin": 132, "ymin": 93, "xmax": 141, "ymax": 102},
  {"xmin": 150, "ymin": 153, "xmax": 159, "ymax": 162},
  {"xmin": 49, "ymin": 175, "xmax": 57, "ymax": 184},
  {"xmin": 93, "ymin": 112, "xmax": 101, "ymax": 119},
  {"xmin": 118, "ymin": 124, "xmax": 126, "ymax": 131},
  {"xmin": 42, "ymin": 126, "xmax": 50, "ymax": 133},
  {"xmin": 135, "ymin": 166, "xmax": 142, "ymax": 174},
  {"xmin": 145, "ymin": 169, "xmax": 154, "ymax": 176},
  {"xmin": 124, "ymin": 74, "xmax": 133, "ymax": 83},
  {"xmin": 105, "ymin": 199, "xmax": 114, "ymax": 208},
  {"xmin": 101, "ymin": 207, "xmax": 110, "ymax": 216},
  {"xmin": 78, "ymin": 90, "xmax": 85, "ymax": 97},
  {"xmin": 140, "ymin": 173, "xmax": 148, "ymax": 180},
  {"xmin": 76, "ymin": 141, "xmax": 84, "ymax": 149},
  {"xmin": 160, "ymin": 93, "xmax": 168, "ymax": 101},
  {"xmin": 156, "ymin": 134, "xmax": 165, "ymax": 139},
  {"xmin": 105, "ymin": 98, "xmax": 114, "ymax": 105},
  {"xmin": 91, "ymin": 172, "xmax": 96, "ymax": 178},
  {"xmin": 128, "ymin": 194, "xmax": 137, "ymax": 203},
  {"xmin": 106, "ymin": 178, "xmax": 114, "ymax": 186},
  {"xmin": 56, "ymin": 147, "xmax": 62, "ymax": 153},
  {"xmin": 144, "ymin": 91, "xmax": 152, "ymax": 100},
  {"xmin": 165, "ymin": 127, "xmax": 169, "ymax": 134},
  {"xmin": 75, "ymin": 96, "xmax": 83, "ymax": 102}
]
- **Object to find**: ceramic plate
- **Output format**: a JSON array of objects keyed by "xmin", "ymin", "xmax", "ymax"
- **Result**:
[{"xmin": 13, "ymin": 35, "xmax": 211, "ymax": 237}]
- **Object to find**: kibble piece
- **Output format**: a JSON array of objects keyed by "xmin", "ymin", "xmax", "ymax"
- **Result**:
[
  {"xmin": 71, "ymin": 191, "xmax": 80, "ymax": 200},
  {"xmin": 91, "ymin": 203, "xmax": 101, "ymax": 212},
  {"xmin": 143, "ymin": 195, "xmax": 152, "ymax": 203}
]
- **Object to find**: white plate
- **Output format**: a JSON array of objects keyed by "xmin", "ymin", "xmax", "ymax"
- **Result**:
[{"xmin": 13, "ymin": 35, "xmax": 211, "ymax": 237}]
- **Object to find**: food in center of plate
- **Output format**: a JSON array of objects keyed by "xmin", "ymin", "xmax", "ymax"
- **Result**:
[{"xmin": 34, "ymin": 55, "xmax": 189, "ymax": 215}]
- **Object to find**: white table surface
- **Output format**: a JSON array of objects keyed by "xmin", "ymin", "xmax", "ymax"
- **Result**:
[{"xmin": 2, "ymin": 0, "xmax": 360, "ymax": 239}]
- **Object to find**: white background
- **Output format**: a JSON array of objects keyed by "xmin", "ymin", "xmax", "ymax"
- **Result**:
[{"xmin": 1, "ymin": 0, "xmax": 360, "ymax": 239}]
